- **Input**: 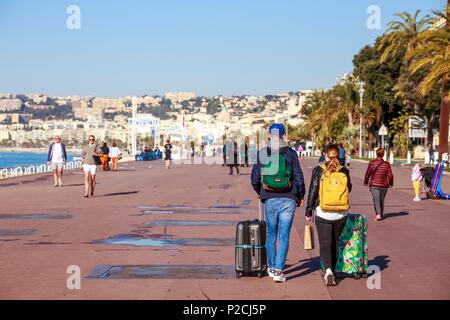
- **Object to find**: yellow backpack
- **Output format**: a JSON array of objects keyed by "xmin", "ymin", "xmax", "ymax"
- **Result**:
[{"xmin": 319, "ymin": 163, "xmax": 349, "ymax": 211}]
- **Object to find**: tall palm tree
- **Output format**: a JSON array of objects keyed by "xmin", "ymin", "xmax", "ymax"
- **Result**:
[
  {"xmin": 378, "ymin": 10, "xmax": 432, "ymax": 63},
  {"xmin": 407, "ymin": 19, "xmax": 450, "ymax": 99},
  {"xmin": 301, "ymin": 90, "xmax": 346, "ymax": 150},
  {"xmin": 407, "ymin": 6, "xmax": 450, "ymax": 159}
]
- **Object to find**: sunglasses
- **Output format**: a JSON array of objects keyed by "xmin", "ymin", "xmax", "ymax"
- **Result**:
[{"xmin": 89, "ymin": 139, "xmax": 95, "ymax": 141}]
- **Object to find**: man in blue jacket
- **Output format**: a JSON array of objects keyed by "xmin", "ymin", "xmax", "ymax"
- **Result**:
[
  {"xmin": 251, "ymin": 123, "xmax": 305, "ymax": 282},
  {"xmin": 47, "ymin": 136, "xmax": 67, "ymax": 187}
]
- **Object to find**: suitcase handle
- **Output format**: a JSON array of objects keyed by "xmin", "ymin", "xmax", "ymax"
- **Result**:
[{"xmin": 258, "ymin": 200, "xmax": 265, "ymax": 222}]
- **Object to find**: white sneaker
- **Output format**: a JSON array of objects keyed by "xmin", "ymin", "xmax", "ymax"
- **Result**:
[
  {"xmin": 267, "ymin": 268, "xmax": 276, "ymax": 278},
  {"xmin": 273, "ymin": 270, "xmax": 286, "ymax": 282},
  {"xmin": 58, "ymin": 180, "xmax": 62, "ymax": 187},
  {"xmin": 324, "ymin": 268, "xmax": 336, "ymax": 286},
  {"xmin": 413, "ymin": 196, "xmax": 421, "ymax": 202}
]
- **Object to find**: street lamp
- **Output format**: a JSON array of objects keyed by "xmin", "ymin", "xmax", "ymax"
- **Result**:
[
  {"xmin": 283, "ymin": 110, "xmax": 289, "ymax": 140},
  {"xmin": 358, "ymin": 81, "xmax": 365, "ymax": 158},
  {"xmin": 132, "ymin": 97, "xmax": 137, "ymax": 156}
]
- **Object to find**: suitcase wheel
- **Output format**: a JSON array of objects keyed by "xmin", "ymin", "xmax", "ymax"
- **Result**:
[
  {"xmin": 236, "ymin": 271, "xmax": 242, "ymax": 279},
  {"xmin": 257, "ymin": 272, "xmax": 264, "ymax": 278},
  {"xmin": 353, "ymin": 273, "xmax": 361, "ymax": 280},
  {"xmin": 361, "ymin": 272, "xmax": 368, "ymax": 278}
]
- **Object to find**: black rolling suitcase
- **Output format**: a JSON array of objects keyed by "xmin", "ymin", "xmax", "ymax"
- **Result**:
[{"xmin": 235, "ymin": 200, "xmax": 267, "ymax": 278}]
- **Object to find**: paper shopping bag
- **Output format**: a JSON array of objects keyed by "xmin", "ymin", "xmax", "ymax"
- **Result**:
[{"xmin": 304, "ymin": 224, "xmax": 314, "ymax": 250}]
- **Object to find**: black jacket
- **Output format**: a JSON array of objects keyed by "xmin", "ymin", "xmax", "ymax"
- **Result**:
[
  {"xmin": 251, "ymin": 146, "xmax": 305, "ymax": 202},
  {"xmin": 305, "ymin": 165, "xmax": 352, "ymax": 217}
]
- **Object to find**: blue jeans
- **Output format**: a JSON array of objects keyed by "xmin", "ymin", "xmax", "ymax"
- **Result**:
[{"xmin": 264, "ymin": 197, "xmax": 296, "ymax": 271}]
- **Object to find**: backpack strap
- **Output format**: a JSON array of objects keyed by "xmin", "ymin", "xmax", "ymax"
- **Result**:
[{"xmin": 266, "ymin": 146, "xmax": 290, "ymax": 157}]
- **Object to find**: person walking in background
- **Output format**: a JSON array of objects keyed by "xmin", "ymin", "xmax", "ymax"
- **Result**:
[
  {"xmin": 240, "ymin": 142, "xmax": 246, "ymax": 167},
  {"xmin": 305, "ymin": 144, "xmax": 352, "ymax": 286},
  {"xmin": 244, "ymin": 139, "xmax": 250, "ymax": 167},
  {"xmin": 201, "ymin": 142, "xmax": 206, "ymax": 160},
  {"xmin": 319, "ymin": 150, "xmax": 326, "ymax": 163},
  {"xmin": 251, "ymin": 123, "xmax": 305, "ymax": 283},
  {"xmin": 222, "ymin": 141, "xmax": 227, "ymax": 167},
  {"xmin": 346, "ymin": 152, "xmax": 352, "ymax": 168},
  {"xmin": 411, "ymin": 164, "xmax": 422, "ymax": 202},
  {"xmin": 164, "ymin": 140, "xmax": 173, "ymax": 169},
  {"xmin": 428, "ymin": 144, "xmax": 435, "ymax": 164},
  {"xmin": 81, "ymin": 135, "xmax": 102, "ymax": 198},
  {"xmin": 109, "ymin": 142, "xmax": 121, "ymax": 172},
  {"xmin": 364, "ymin": 148, "xmax": 394, "ymax": 221},
  {"xmin": 298, "ymin": 144, "xmax": 303, "ymax": 159},
  {"xmin": 227, "ymin": 140, "xmax": 240, "ymax": 175},
  {"xmin": 338, "ymin": 143, "xmax": 346, "ymax": 166},
  {"xmin": 100, "ymin": 142, "xmax": 110, "ymax": 171},
  {"xmin": 47, "ymin": 135, "xmax": 67, "ymax": 187}
]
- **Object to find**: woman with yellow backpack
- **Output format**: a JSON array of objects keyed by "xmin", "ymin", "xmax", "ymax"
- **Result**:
[{"xmin": 305, "ymin": 144, "xmax": 352, "ymax": 286}]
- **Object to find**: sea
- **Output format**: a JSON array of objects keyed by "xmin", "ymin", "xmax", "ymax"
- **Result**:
[{"xmin": 0, "ymin": 152, "xmax": 78, "ymax": 169}]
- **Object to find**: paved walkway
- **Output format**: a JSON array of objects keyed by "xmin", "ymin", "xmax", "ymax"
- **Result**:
[{"xmin": 0, "ymin": 158, "xmax": 449, "ymax": 299}]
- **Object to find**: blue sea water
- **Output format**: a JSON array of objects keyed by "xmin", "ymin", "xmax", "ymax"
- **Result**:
[{"xmin": 0, "ymin": 152, "xmax": 77, "ymax": 169}]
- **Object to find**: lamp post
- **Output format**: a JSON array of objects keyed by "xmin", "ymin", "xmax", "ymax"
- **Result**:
[
  {"xmin": 132, "ymin": 97, "xmax": 137, "ymax": 156},
  {"xmin": 358, "ymin": 81, "xmax": 365, "ymax": 158},
  {"xmin": 283, "ymin": 110, "xmax": 289, "ymax": 141}
]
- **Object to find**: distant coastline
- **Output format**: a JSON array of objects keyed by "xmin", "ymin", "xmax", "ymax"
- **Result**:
[{"xmin": 0, "ymin": 147, "xmax": 81, "ymax": 154}]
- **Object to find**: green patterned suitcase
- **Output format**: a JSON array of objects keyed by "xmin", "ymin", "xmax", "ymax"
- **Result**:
[{"xmin": 335, "ymin": 214, "xmax": 368, "ymax": 278}]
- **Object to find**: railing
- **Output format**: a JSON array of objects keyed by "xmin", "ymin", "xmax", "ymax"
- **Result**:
[{"xmin": 0, "ymin": 160, "xmax": 82, "ymax": 180}]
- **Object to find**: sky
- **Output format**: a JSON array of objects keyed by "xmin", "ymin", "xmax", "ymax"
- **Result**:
[{"xmin": 0, "ymin": 0, "xmax": 445, "ymax": 97}]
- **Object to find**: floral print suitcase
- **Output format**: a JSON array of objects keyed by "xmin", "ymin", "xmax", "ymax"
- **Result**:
[{"xmin": 335, "ymin": 214, "xmax": 368, "ymax": 278}]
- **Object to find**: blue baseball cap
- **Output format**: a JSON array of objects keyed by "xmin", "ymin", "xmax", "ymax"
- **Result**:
[{"xmin": 269, "ymin": 123, "xmax": 286, "ymax": 137}]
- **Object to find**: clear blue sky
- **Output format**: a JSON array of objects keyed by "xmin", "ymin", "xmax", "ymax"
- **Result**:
[{"xmin": 0, "ymin": 0, "xmax": 445, "ymax": 97}]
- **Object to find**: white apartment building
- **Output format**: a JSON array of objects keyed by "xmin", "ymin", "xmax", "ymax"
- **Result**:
[{"xmin": 0, "ymin": 99, "xmax": 22, "ymax": 111}]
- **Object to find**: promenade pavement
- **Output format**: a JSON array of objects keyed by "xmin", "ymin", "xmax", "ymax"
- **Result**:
[{"xmin": 0, "ymin": 157, "xmax": 449, "ymax": 299}]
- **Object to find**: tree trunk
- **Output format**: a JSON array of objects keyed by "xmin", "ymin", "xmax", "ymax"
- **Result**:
[
  {"xmin": 441, "ymin": 0, "xmax": 450, "ymax": 160},
  {"xmin": 426, "ymin": 114, "xmax": 434, "ymax": 146},
  {"xmin": 438, "ymin": 97, "xmax": 449, "ymax": 160}
]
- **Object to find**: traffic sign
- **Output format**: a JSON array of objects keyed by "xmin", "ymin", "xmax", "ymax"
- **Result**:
[{"xmin": 379, "ymin": 124, "xmax": 388, "ymax": 136}]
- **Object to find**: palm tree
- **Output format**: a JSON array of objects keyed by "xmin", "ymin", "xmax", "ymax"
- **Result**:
[
  {"xmin": 301, "ymin": 90, "xmax": 343, "ymax": 150},
  {"xmin": 407, "ymin": 21, "xmax": 450, "ymax": 99},
  {"xmin": 378, "ymin": 10, "xmax": 432, "ymax": 63},
  {"xmin": 407, "ymin": 7, "xmax": 450, "ymax": 159}
]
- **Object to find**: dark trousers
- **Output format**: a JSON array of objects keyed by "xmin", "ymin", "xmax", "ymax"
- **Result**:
[
  {"xmin": 228, "ymin": 165, "xmax": 240, "ymax": 174},
  {"xmin": 315, "ymin": 216, "xmax": 347, "ymax": 271},
  {"xmin": 370, "ymin": 186, "xmax": 388, "ymax": 216}
]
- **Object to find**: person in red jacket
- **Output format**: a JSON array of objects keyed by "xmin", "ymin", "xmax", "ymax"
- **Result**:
[{"xmin": 364, "ymin": 148, "xmax": 394, "ymax": 221}]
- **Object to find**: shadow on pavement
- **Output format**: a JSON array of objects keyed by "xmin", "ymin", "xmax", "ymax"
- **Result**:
[
  {"xmin": 100, "ymin": 191, "xmax": 139, "ymax": 197},
  {"xmin": 383, "ymin": 211, "xmax": 409, "ymax": 220},
  {"xmin": 284, "ymin": 256, "xmax": 321, "ymax": 280},
  {"xmin": 369, "ymin": 255, "xmax": 390, "ymax": 271}
]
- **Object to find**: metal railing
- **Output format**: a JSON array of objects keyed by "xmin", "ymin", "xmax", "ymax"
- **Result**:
[{"xmin": 0, "ymin": 160, "xmax": 82, "ymax": 180}]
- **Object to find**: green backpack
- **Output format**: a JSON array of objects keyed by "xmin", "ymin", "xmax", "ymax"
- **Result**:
[{"xmin": 262, "ymin": 148, "xmax": 292, "ymax": 192}]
